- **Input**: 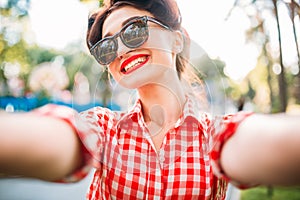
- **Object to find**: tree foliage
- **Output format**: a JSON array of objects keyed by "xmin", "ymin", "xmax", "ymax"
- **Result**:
[{"xmin": 227, "ymin": 0, "xmax": 300, "ymax": 113}]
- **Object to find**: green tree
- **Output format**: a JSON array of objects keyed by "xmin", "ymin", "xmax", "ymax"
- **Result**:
[
  {"xmin": 0, "ymin": 0, "xmax": 113, "ymax": 109},
  {"xmin": 227, "ymin": 0, "xmax": 300, "ymax": 113},
  {"xmin": 272, "ymin": 0, "xmax": 287, "ymax": 112},
  {"xmin": 286, "ymin": 0, "xmax": 300, "ymax": 103},
  {"xmin": 0, "ymin": 0, "xmax": 31, "ymax": 96}
]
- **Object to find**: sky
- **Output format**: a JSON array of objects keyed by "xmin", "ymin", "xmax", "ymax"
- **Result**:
[
  {"xmin": 27, "ymin": 0, "xmax": 299, "ymax": 81},
  {"xmin": 177, "ymin": 0, "xmax": 259, "ymax": 80},
  {"xmin": 28, "ymin": 0, "xmax": 89, "ymax": 50}
]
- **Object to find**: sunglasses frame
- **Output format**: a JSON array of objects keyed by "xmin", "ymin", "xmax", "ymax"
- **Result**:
[{"xmin": 89, "ymin": 15, "xmax": 171, "ymax": 65}]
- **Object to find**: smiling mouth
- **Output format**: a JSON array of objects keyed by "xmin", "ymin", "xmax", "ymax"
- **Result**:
[{"xmin": 121, "ymin": 55, "xmax": 149, "ymax": 74}]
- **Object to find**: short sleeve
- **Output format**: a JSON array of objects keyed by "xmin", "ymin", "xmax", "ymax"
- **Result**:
[
  {"xmin": 209, "ymin": 111, "xmax": 254, "ymax": 189},
  {"xmin": 32, "ymin": 104, "xmax": 96, "ymax": 183}
]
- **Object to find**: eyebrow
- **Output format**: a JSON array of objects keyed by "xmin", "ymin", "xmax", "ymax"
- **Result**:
[{"xmin": 103, "ymin": 16, "xmax": 141, "ymax": 38}]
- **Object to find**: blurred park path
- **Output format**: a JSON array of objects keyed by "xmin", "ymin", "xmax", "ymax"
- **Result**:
[
  {"xmin": 0, "ymin": 170, "xmax": 94, "ymax": 200},
  {"xmin": 226, "ymin": 184, "xmax": 241, "ymax": 200}
]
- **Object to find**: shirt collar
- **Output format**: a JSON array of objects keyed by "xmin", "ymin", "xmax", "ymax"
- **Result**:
[
  {"xmin": 117, "ymin": 94, "xmax": 203, "ymax": 131},
  {"xmin": 116, "ymin": 99, "xmax": 147, "ymax": 130},
  {"xmin": 174, "ymin": 93, "xmax": 202, "ymax": 128}
]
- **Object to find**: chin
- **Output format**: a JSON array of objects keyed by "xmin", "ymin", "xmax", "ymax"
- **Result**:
[
  {"xmin": 118, "ymin": 78, "xmax": 149, "ymax": 89},
  {"xmin": 117, "ymin": 63, "xmax": 173, "ymax": 89}
]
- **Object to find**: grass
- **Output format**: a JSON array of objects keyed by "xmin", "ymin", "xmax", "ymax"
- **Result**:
[{"xmin": 241, "ymin": 186, "xmax": 300, "ymax": 200}]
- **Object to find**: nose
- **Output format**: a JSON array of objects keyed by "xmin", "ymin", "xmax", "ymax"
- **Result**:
[{"xmin": 116, "ymin": 37, "xmax": 130, "ymax": 59}]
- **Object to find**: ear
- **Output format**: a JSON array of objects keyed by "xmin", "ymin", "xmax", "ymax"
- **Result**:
[{"xmin": 173, "ymin": 30, "xmax": 184, "ymax": 54}]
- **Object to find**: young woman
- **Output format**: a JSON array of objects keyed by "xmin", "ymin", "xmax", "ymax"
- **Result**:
[{"xmin": 0, "ymin": 0, "xmax": 300, "ymax": 199}]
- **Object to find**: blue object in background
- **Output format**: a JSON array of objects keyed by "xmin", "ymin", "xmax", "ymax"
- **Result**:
[
  {"xmin": 0, "ymin": 96, "xmax": 121, "ymax": 112},
  {"xmin": 51, "ymin": 100, "xmax": 121, "ymax": 112},
  {"xmin": 0, "ymin": 96, "xmax": 40, "ymax": 112}
]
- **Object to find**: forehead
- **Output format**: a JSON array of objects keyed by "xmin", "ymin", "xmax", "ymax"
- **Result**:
[{"xmin": 103, "ymin": 6, "xmax": 153, "ymax": 36}]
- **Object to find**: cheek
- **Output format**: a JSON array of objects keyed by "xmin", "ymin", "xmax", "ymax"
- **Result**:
[
  {"xmin": 144, "ymin": 31, "xmax": 175, "ymax": 66},
  {"xmin": 107, "ymin": 64, "xmax": 121, "ymax": 82},
  {"xmin": 146, "ymin": 29, "xmax": 175, "ymax": 53},
  {"xmin": 151, "ymin": 49, "xmax": 174, "ymax": 66}
]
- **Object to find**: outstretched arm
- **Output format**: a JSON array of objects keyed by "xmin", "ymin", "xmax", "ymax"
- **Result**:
[
  {"xmin": 0, "ymin": 111, "xmax": 83, "ymax": 181},
  {"xmin": 220, "ymin": 113, "xmax": 300, "ymax": 186}
]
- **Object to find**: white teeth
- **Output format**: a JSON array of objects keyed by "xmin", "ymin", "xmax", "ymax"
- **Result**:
[{"xmin": 124, "ymin": 57, "xmax": 147, "ymax": 72}]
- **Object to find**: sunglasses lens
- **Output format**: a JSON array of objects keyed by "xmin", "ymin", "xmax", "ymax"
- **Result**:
[
  {"xmin": 91, "ymin": 17, "xmax": 152, "ymax": 65},
  {"xmin": 96, "ymin": 39, "xmax": 118, "ymax": 65},
  {"xmin": 121, "ymin": 20, "xmax": 148, "ymax": 48}
]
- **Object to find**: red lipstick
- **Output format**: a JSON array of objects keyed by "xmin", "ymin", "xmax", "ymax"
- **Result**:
[{"xmin": 120, "ymin": 54, "xmax": 150, "ymax": 74}]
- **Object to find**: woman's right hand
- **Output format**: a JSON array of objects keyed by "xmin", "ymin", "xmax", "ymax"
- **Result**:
[{"xmin": 0, "ymin": 107, "xmax": 83, "ymax": 181}]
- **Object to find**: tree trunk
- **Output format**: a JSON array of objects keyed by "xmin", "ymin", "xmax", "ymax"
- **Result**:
[
  {"xmin": 264, "ymin": 39, "xmax": 275, "ymax": 111},
  {"xmin": 290, "ymin": 0, "xmax": 300, "ymax": 103},
  {"xmin": 273, "ymin": 0, "xmax": 288, "ymax": 112}
]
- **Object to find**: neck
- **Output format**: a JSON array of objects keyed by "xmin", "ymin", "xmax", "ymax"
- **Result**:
[{"xmin": 137, "ymin": 75, "xmax": 186, "ymax": 126}]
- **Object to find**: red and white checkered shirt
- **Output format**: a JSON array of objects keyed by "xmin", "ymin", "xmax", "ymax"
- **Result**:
[{"xmin": 35, "ymin": 95, "xmax": 252, "ymax": 200}]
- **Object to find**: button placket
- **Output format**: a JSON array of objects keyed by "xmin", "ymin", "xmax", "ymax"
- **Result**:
[{"xmin": 157, "ymin": 150, "xmax": 165, "ymax": 170}]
